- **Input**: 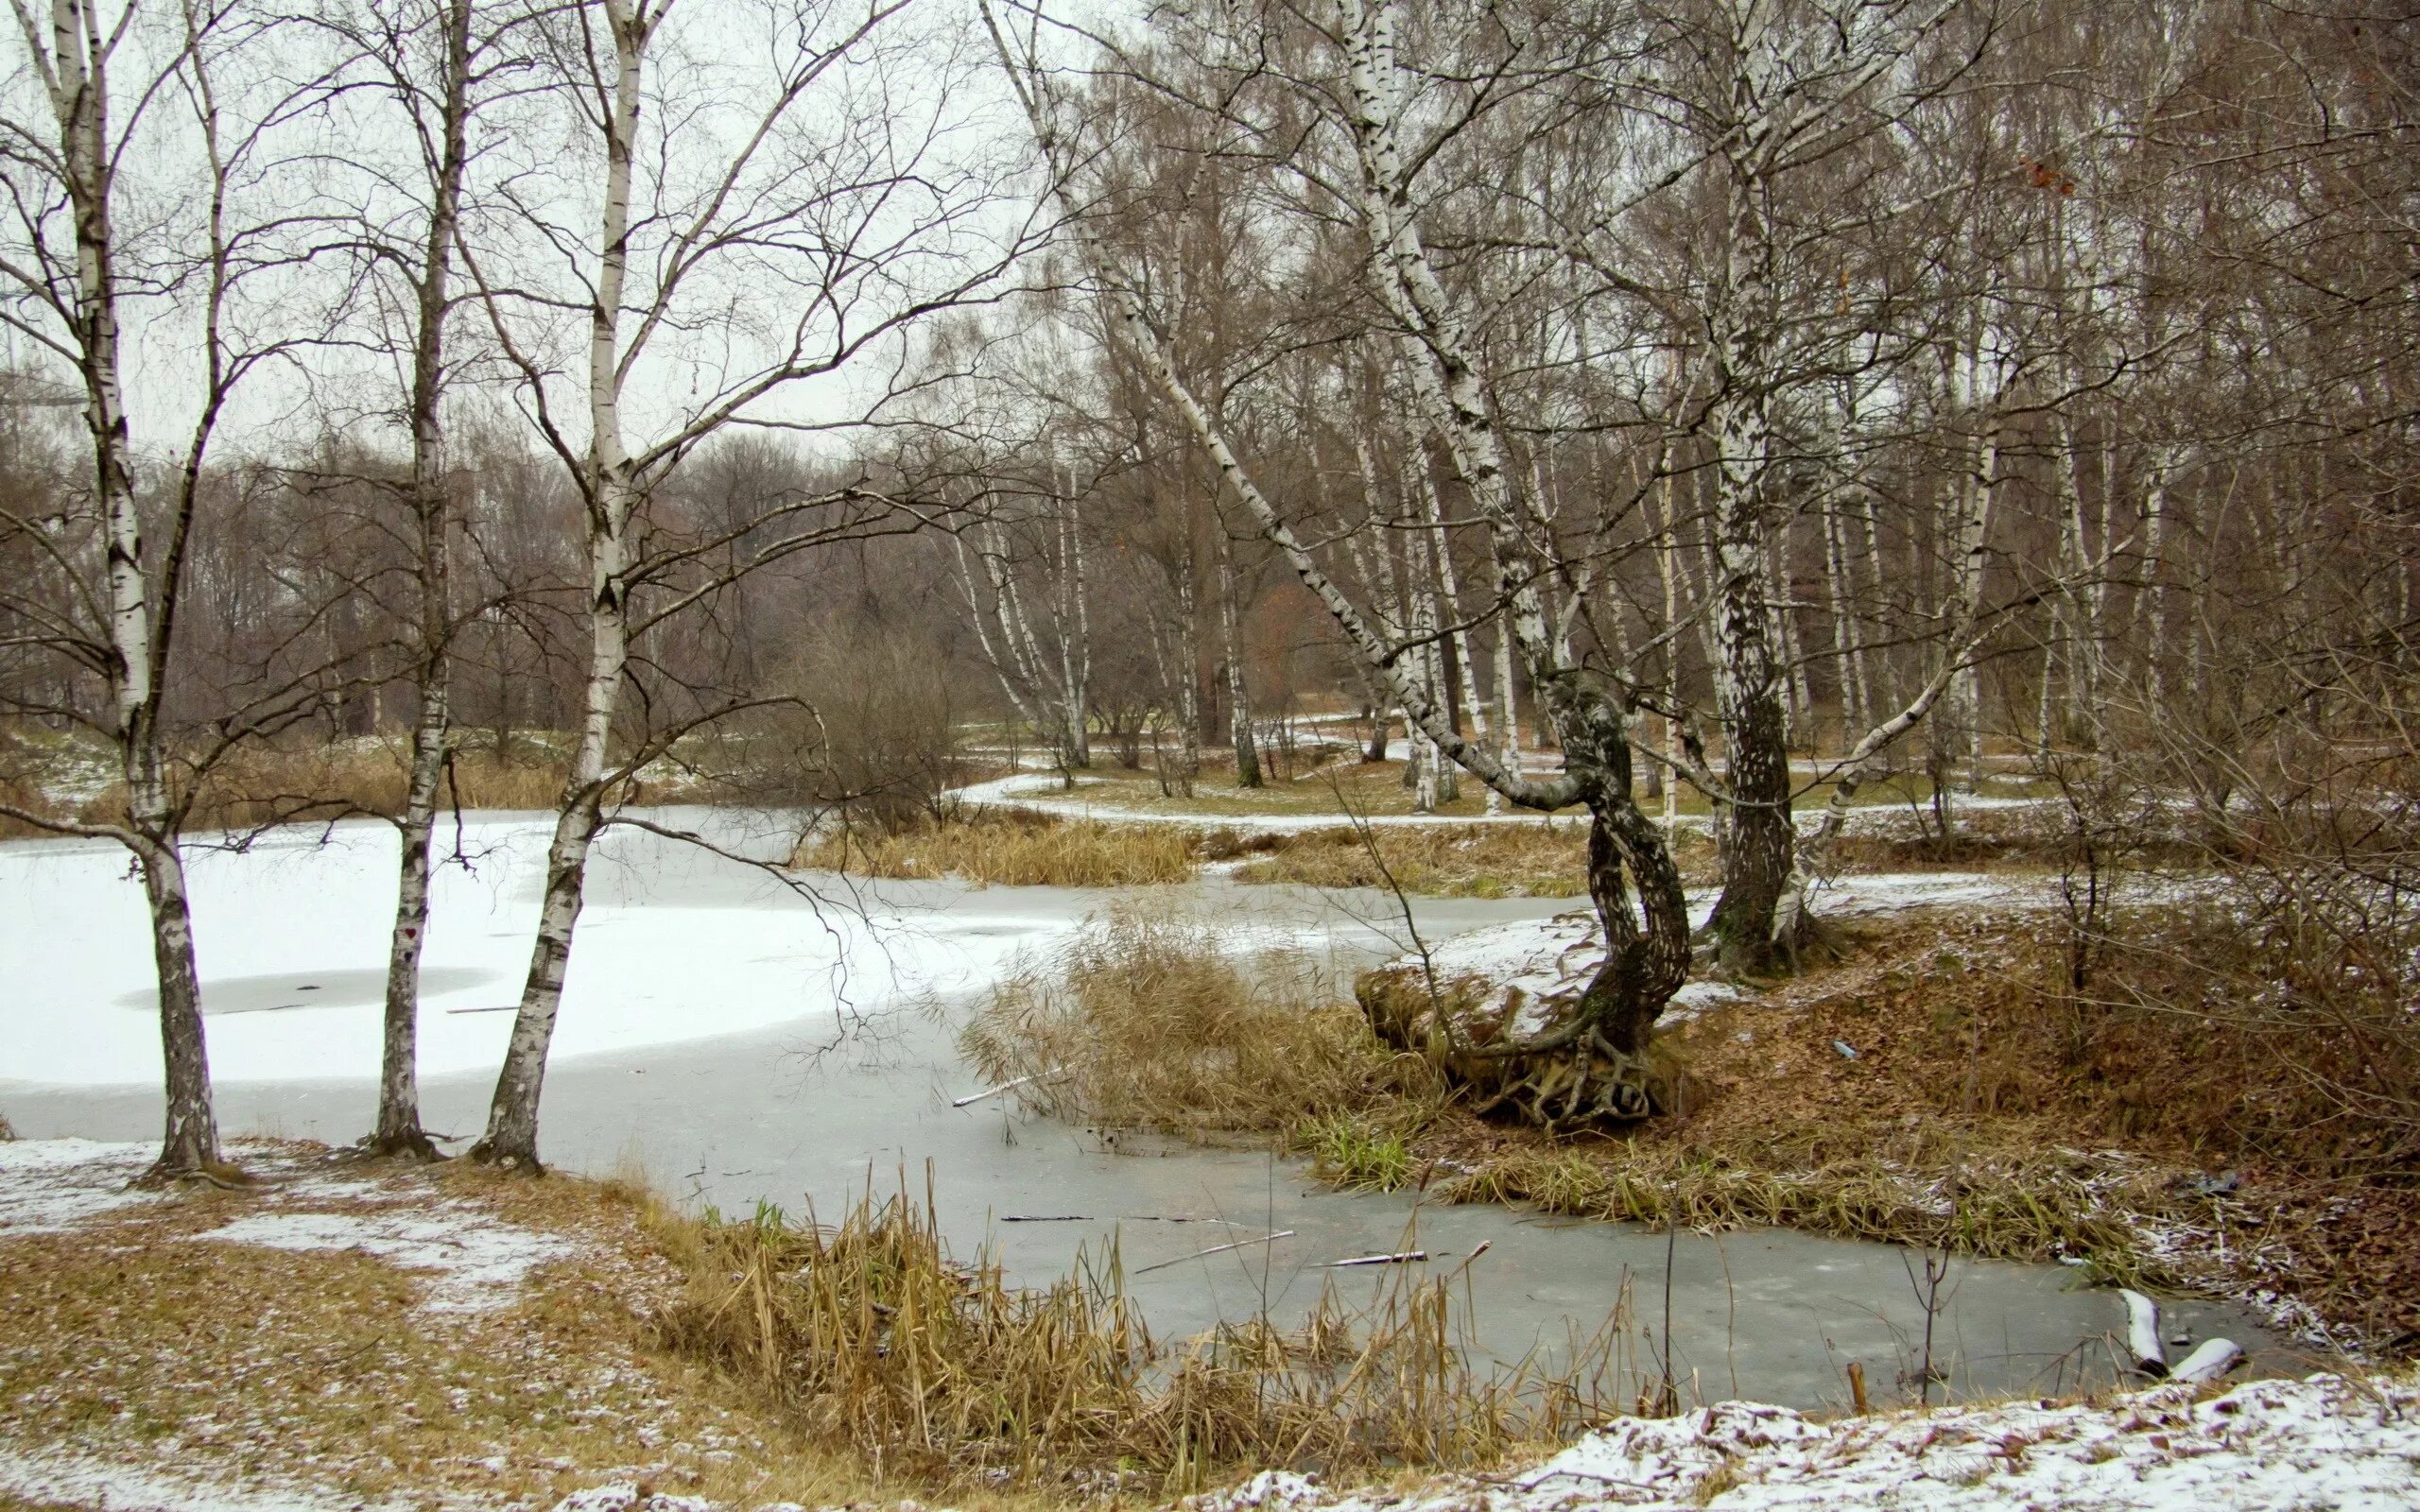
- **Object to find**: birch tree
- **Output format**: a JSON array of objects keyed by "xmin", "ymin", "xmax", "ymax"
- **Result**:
[
  {"xmin": 464, "ymin": 0, "xmax": 1031, "ymax": 1168},
  {"xmin": 0, "ymin": 0, "xmax": 339, "ymax": 1177},
  {"xmin": 990, "ymin": 0, "xmax": 1693, "ymax": 1115}
]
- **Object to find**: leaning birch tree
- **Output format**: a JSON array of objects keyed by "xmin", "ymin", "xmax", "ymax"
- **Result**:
[
  {"xmin": 989, "ymin": 0, "xmax": 1693, "ymax": 1118},
  {"xmin": 463, "ymin": 0, "xmax": 1032, "ymax": 1169}
]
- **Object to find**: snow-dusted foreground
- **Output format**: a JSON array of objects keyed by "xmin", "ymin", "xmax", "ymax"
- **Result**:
[
  {"xmin": 1204, "ymin": 1374, "xmax": 2420, "ymax": 1512},
  {"xmin": 0, "ymin": 1137, "xmax": 580, "ymax": 1305},
  {"xmin": 0, "ymin": 810, "xmax": 1059, "ymax": 1088}
]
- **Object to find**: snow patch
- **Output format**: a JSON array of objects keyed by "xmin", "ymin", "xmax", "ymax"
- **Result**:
[
  {"xmin": 0, "ymin": 1136, "xmax": 164, "ymax": 1233},
  {"xmin": 0, "ymin": 1448, "xmax": 382, "ymax": 1512},
  {"xmin": 1189, "ymin": 1372, "xmax": 2420, "ymax": 1512},
  {"xmin": 190, "ymin": 1209, "xmax": 579, "ymax": 1312},
  {"xmin": 549, "ymin": 1483, "xmax": 718, "ymax": 1512}
]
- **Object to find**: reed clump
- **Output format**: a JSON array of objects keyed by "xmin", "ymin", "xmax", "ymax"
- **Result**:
[
  {"xmin": 9, "ymin": 737, "xmax": 618, "ymax": 835},
  {"xmin": 960, "ymin": 907, "xmax": 1434, "ymax": 1134},
  {"xmin": 652, "ymin": 1182, "xmax": 1629, "ymax": 1489},
  {"xmin": 1431, "ymin": 1139, "xmax": 2180, "ymax": 1291},
  {"xmin": 795, "ymin": 809, "xmax": 1199, "ymax": 887}
]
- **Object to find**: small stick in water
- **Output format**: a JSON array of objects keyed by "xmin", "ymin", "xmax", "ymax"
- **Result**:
[
  {"xmin": 952, "ymin": 1067, "xmax": 1063, "ymax": 1108},
  {"xmin": 1002, "ymin": 1214, "xmax": 1092, "ymax": 1223},
  {"xmin": 1318, "ymin": 1250, "xmax": 1427, "ymax": 1268},
  {"xmin": 1133, "ymin": 1229, "xmax": 1296, "ymax": 1275}
]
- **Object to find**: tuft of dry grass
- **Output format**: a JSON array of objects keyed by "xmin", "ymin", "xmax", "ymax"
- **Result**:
[
  {"xmin": 795, "ymin": 808, "xmax": 1200, "ymax": 887},
  {"xmin": 0, "ymin": 1144, "xmax": 985, "ymax": 1512},
  {"xmin": 651, "ymin": 1178, "xmax": 1634, "ymax": 1490},
  {"xmin": 960, "ymin": 907, "xmax": 1432, "ymax": 1134},
  {"xmin": 1229, "ymin": 824, "xmax": 1590, "ymax": 897},
  {"xmin": 184, "ymin": 741, "xmax": 577, "ymax": 828}
]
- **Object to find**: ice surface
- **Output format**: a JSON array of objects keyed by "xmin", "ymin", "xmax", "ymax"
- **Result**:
[{"xmin": 0, "ymin": 812, "xmax": 1058, "ymax": 1088}]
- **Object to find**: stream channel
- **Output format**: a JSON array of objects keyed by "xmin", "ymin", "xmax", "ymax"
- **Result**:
[{"xmin": 0, "ymin": 809, "xmax": 2282, "ymax": 1412}]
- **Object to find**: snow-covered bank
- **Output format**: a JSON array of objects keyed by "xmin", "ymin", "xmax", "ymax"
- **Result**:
[
  {"xmin": 1366, "ymin": 873, "xmax": 2048, "ymax": 1035},
  {"xmin": 952, "ymin": 770, "xmax": 2051, "ymax": 835},
  {"xmin": 0, "ymin": 811, "xmax": 1049, "ymax": 1088},
  {"xmin": 1201, "ymin": 1373, "xmax": 2420, "ymax": 1511}
]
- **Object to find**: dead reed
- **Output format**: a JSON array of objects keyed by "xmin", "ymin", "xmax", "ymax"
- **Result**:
[
  {"xmin": 1432, "ymin": 1142, "xmax": 2171, "ymax": 1287},
  {"xmin": 652, "ymin": 1177, "xmax": 1634, "ymax": 1489},
  {"xmin": 959, "ymin": 906, "xmax": 1433, "ymax": 1134},
  {"xmin": 795, "ymin": 809, "xmax": 1200, "ymax": 887}
]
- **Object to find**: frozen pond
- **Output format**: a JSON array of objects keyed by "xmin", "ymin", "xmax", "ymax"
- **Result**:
[{"xmin": 0, "ymin": 812, "xmax": 2280, "ymax": 1411}]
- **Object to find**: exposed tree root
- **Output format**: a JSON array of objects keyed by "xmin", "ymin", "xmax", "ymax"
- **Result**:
[{"xmin": 1357, "ymin": 971, "xmax": 1697, "ymax": 1131}]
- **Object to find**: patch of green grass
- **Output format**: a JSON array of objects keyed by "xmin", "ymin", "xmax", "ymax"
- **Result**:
[{"xmin": 1299, "ymin": 1114, "xmax": 1417, "ymax": 1192}]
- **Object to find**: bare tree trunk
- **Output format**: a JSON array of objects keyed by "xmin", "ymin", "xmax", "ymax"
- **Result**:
[
  {"xmin": 2141, "ymin": 446, "xmax": 2174, "ymax": 711},
  {"xmin": 1175, "ymin": 572, "xmax": 1201, "ymax": 796},
  {"xmin": 1058, "ymin": 479, "xmax": 1091, "ymax": 766},
  {"xmin": 472, "ymin": 0, "xmax": 646, "ymax": 1170},
  {"xmin": 1215, "ymin": 523, "xmax": 1261, "ymax": 786},
  {"xmin": 373, "ymin": 0, "xmax": 474, "ymax": 1162},
  {"xmin": 16, "ymin": 0, "xmax": 224, "ymax": 1177},
  {"xmin": 1823, "ymin": 495, "xmax": 1871, "ymax": 739}
]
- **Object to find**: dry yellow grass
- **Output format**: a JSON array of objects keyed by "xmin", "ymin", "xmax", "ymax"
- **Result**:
[
  {"xmin": 796, "ymin": 808, "xmax": 1200, "ymax": 886},
  {"xmin": 0, "ymin": 734, "xmax": 723, "ymax": 839},
  {"xmin": 0, "ymin": 1144, "xmax": 1115, "ymax": 1512},
  {"xmin": 653, "ymin": 1178, "xmax": 1633, "ymax": 1491},
  {"xmin": 959, "ymin": 906, "xmax": 1432, "ymax": 1135}
]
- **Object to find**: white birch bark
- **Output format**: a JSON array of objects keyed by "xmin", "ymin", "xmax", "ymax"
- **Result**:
[
  {"xmin": 473, "ymin": 0, "xmax": 647, "ymax": 1168},
  {"xmin": 5, "ymin": 0, "xmax": 219, "ymax": 1176},
  {"xmin": 376, "ymin": 0, "xmax": 474, "ymax": 1161},
  {"xmin": 1215, "ymin": 520, "xmax": 1262, "ymax": 787},
  {"xmin": 2140, "ymin": 445, "xmax": 2175, "ymax": 711},
  {"xmin": 1058, "ymin": 475, "xmax": 1091, "ymax": 766}
]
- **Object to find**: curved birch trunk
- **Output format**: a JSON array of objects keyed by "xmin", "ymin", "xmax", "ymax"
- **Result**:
[{"xmin": 983, "ymin": 0, "xmax": 1690, "ymax": 1116}]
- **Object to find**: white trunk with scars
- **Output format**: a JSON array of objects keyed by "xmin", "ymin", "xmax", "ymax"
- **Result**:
[
  {"xmin": 476, "ymin": 0, "xmax": 646, "ymax": 1167},
  {"xmin": 1823, "ymin": 495, "xmax": 1870, "ymax": 736},
  {"xmin": 1417, "ymin": 465, "xmax": 1489, "ymax": 797},
  {"xmin": 17, "ymin": 0, "xmax": 220, "ymax": 1174},
  {"xmin": 2141, "ymin": 446, "xmax": 2175, "ymax": 710},
  {"xmin": 1059, "ymin": 475, "xmax": 1091, "ymax": 765},
  {"xmin": 1337, "ymin": 1, "xmax": 1566, "ymax": 705}
]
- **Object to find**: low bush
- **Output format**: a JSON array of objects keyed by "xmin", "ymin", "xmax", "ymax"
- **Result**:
[{"xmin": 959, "ymin": 906, "xmax": 1432, "ymax": 1134}]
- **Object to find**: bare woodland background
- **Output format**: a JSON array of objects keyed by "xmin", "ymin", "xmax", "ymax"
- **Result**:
[{"xmin": 0, "ymin": 0, "xmax": 2412, "ymax": 1183}]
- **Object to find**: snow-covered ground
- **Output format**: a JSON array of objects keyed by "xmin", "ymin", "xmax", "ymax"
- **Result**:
[
  {"xmin": 1201, "ymin": 1372, "xmax": 2420, "ymax": 1512},
  {"xmin": 0, "ymin": 811, "xmax": 1056, "ymax": 1089},
  {"xmin": 951, "ymin": 771, "xmax": 2050, "ymax": 835},
  {"xmin": 0, "ymin": 1136, "xmax": 166, "ymax": 1232},
  {"xmin": 1373, "ymin": 873, "xmax": 2048, "ymax": 1035}
]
